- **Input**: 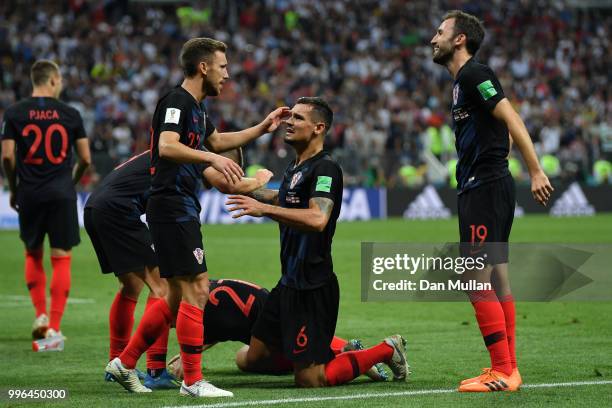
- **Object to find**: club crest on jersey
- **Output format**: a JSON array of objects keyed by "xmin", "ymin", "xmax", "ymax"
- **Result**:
[
  {"xmin": 193, "ymin": 248, "xmax": 204, "ymax": 265},
  {"xmin": 453, "ymin": 84, "xmax": 460, "ymax": 105},
  {"xmin": 289, "ymin": 171, "xmax": 303, "ymax": 189}
]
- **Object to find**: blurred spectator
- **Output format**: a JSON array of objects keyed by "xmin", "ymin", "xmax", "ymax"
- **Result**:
[{"xmin": 0, "ymin": 0, "xmax": 610, "ymax": 189}]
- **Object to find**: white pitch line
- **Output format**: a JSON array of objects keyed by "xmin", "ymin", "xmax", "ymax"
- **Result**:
[
  {"xmin": 163, "ymin": 380, "xmax": 612, "ymax": 408},
  {"xmin": 0, "ymin": 294, "xmax": 95, "ymax": 307}
]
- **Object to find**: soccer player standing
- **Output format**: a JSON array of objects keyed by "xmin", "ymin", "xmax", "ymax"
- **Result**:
[
  {"xmin": 226, "ymin": 97, "xmax": 408, "ymax": 388},
  {"xmin": 87, "ymin": 149, "xmax": 273, "ymax": 389},
  {"xmin": 1, "ymin": 60, "xmax": 91, "ymax": 343},
  {"xmin": 105, "ymin": 38, "xmax": 288, "ymax": 397},
  {"xmin": 431, "ymin": 11, "xmax": 554, "ymax": 392}
]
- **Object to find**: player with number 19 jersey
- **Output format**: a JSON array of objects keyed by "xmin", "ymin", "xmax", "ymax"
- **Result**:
[{"xmin": 1, "ymin": 96, "xmax": 86, "ymax": 249}]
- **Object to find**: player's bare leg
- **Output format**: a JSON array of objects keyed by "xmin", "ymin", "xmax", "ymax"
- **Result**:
[
  {"xmin": 294, "ymin": 362, "xmax": 327, "ymax": 388},
  {"xmin": 26, "ymin": 246, "xmax": 48, "ymax": 339},
  {"xmin": 47, "ymin": 247, "xmax": 71, "ymax": 338},
  {"xmin": 235, "ymin": 337, "xmax": 289, "ymax": 374}
]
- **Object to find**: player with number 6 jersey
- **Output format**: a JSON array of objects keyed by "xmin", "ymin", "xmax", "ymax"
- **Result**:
[{"xmin": 1, "ymin": 60, "xmax": 91, "ymax": 345}]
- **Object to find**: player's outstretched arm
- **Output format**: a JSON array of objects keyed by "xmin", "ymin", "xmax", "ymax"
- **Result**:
[
  {"xmin": 72, "ymin": 138, "xmax": 91, "ymax": 184},
  {"xmin": 493, "ymin": 98, "xmax": 554, "ymax": 206},
  {"xmin": 1, "ymin": 139, "xmax": 17, "ymax": 210},
  {"xmin": 204, "ymin": 107, "xmax": 290, "ymax": 153},
  {"xmin": 226, "ymin": 195, "xmax": 333, "ymax": 232},
  {"xmin": 159, "ymin": 130, "xmax": 244, "ymax": 183},
  {"xmin": 203, "ymin": 167, "xmax": 273, "ymax": 195},
  {"xmin": 248, "ymin": 187, "xmax": 279, "ymax": 205}
]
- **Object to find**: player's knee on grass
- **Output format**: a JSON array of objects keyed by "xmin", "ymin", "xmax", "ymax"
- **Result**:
[
  {"xmin": 294, "ymin": 364, "xmax": 327, "ymax": 388},
  {"xmin": 242, "ymin": 337, "xmax": 279, "ymax": 372},
  {"xmin": 235, "ymin": 345, "xmax": 251, "ymax": 372}
]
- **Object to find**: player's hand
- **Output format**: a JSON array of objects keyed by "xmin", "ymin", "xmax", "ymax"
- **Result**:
[
  {"xmin": 226, "ymin": 195, "xmax": 266, "ymax": 218},
  {"xmin": 262, "ymin": 107, "xmax": 291, "ymax": 133},
  {"xmin": 9, "ymin": 192, "xmax": 18, "ymax": 212},
  {"xmin": 210, "ymin": 154, "xmax": 244, "ymax": 184},
  {"xmin": 531, "ymin": 170, "xmax": 554, "ymax": 206},
  {"xmin": 254, "ymin": 169, "xmax": 273, "ymax": 186}
]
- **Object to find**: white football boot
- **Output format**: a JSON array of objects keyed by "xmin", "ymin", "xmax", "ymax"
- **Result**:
[
  {"xmin": 384, "ymin": 334, "xmax": 410, "ymax": 381},
  {"xmin": 105, "ymin": 357, "xmax": 151, "ymax": 393},
  {"xmin": 32, "ymin": 314, "xmax": 49, "ymax": 339},
  {"xmin": 179, "ymin": 379, "xmax": 233, "ymax": 397}
]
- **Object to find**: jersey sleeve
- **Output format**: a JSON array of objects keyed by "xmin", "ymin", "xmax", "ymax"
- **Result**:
[
  {"xmin": 460, "ymin": 64, "xmax": 505, "ymax": 112},
  {"xmin": 0, "ymin": 109, "xmax": 18, "ymax": 140},
  {"xmin": 204, "ymin": 114, "xmax": 216, "ymax": 140},
  {"xmin": 73, "ymin": 111, "xmax": 87, "ymax": 140},
  {"xmin": 158, "ymin": 93, "xmax": 190, "ymax": 136},
  {"xmin": 309, "ymin": 160, "xmax": 343, "ymax": 202}
]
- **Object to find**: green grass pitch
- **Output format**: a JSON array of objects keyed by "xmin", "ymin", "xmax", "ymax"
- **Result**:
[{"xmin": 1, "ymin": 215, "xmax": 611, "ymax": 407}]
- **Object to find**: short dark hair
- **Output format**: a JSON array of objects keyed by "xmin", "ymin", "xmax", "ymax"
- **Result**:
[
  {"xmin": 30, "ymin": 60, "xmax": 60, "ymax": 87},
  {"xmin": 443, "ymin": 10, "xmax": 485, "ymax": 56},
  {"xmin": 296, "ymin": 97, "xmax": 333, "ymax": 134},
  {"xmin": 179, "ymin": 37, "xmax": 227, "ymax": 77}
]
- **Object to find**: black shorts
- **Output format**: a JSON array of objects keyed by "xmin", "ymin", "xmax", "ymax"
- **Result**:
[
  {"xmin": 84, "ymin": 208, "xmax": 157, "ymax": 276},
  {"xmin": 458, "ymin": 175, "xmax": 515, "ymax": 264},
  {"xmin": 251, "ymin": 274, "xmax": 339, "ymax": 364},
  {"xmin": 18, "ymin": 199, "xmax": 80, "ymax": 250},
  {"xmin": 149, "ymin": 220, "xmax": 207, "ymax": 279}
]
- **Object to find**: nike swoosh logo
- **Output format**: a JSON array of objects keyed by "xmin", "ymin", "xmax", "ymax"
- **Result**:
[
  {"xmin": 469, "ymin": 247, "xmax": 483, "ymax": 255},
  {"xmin": 293, "ymin": 348, "xmax": 307, "ymax": 355}
]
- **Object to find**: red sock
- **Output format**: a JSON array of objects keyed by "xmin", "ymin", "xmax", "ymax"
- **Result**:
[
  {"xmin": 119, "ymin": 298, "xmax": 172, "ymax": 369},
  {"xmin": 177, "ymin": 302, "xmax": 204, "ymax": 386},
  {"xmin": 325, "ymin": 342, "xmax": 393, "ymax": 386},
  {"xmin": 499, "ymin": 294, "xmax": 516, "ymax": 369},
  {"xmin": 145, "ymin": 297, "xmax": 169, "ymax": 371},
  {"xmin": 49, "ymin": 255, "xmax": 71, "ymax": 331},
  {"xmin": 25, "ymin": 250, "xmax": 46, "ymax": 317},
  {"xmin": 108, "ymin": 292, "xmax": 138, "ymax": 360},
  {"xmin": 330, "ymin": 336, "xmax": 348, "ymax": 355},
  {"xmin": 468, "ymin": 290, "xmax": 512, "ymax": 376}
]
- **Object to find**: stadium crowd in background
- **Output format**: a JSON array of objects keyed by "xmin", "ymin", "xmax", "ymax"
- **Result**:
[{"xmin": 0, "ymin": 0, "xmax": 610, "ymax": 188}]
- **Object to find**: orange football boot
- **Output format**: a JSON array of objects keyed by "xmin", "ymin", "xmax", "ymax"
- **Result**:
[
  {"xmin": 461, "ymin": 367, "xmax": 522, "ymax": 387},
  {"xmin": 458, "ymin": 369, "xmax": 519, "ymax": 392}
]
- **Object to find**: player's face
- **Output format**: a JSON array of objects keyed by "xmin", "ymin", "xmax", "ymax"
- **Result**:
[
  {"xmin": 203, "ymin": 51, "xmax": 229, "ymax": 96},
  {"xmin": 431, "ymin": 18, "xmax": 457, "ymax": 65},
  {"xmin": 283, "ymin": 104, "xmax": 324, "ymax": 146}
]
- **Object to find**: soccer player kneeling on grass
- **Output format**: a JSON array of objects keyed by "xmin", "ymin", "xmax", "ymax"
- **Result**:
[
  {"xmin": 227, "ymin": 97, "xmax": 409, "ymax": 388},
  {"xmin": 166, "ymin": 279, "xmax": 388, "ymax": 382}
]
